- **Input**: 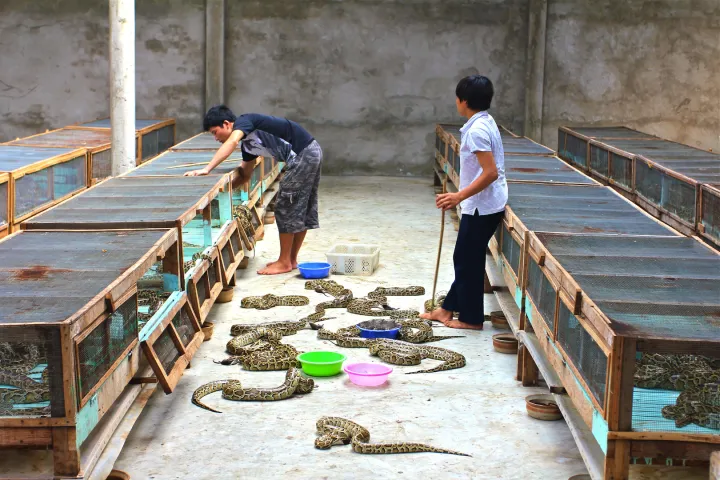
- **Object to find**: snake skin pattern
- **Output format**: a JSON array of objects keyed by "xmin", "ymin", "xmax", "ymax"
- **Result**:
[
  {"xmin": 222, "ymin": 327, "xmax": 302, "ymax": 370},
  {"xmin": 314, "ymin": 416, "xmax": 470, "ymax": 456},
  {"xmin": 634, "ymin": 354, "xmax": 720, "ymax": 391},
  {"xmin": 241, "ymin": 294, "xmax": 310, "ymax": 310},
  {"xmin": 661, "ymin": 382, "xmax": 720, "ymax": 429},
  {"xmin": 192, "ymin": 367, "xmax": 315, "ymax": 413},
  {"xmin": 0, "ymin": 343, "xmax": 51, "ymax": 416}
]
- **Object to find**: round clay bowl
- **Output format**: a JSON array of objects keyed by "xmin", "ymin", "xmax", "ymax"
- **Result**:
[
  {"xmin": 568, "ymin": 475, "xmax": 591, "ymax": 480},
  {"xmin": 492, "ymin": 333, "xmax": 518, "ymax": 354},
  {"xmin": 106, "ymin": 470, "xmax": 131, "ymax": 480},
  {"xmin": 525, "ymin": 394, "xmax": 562, "ymax": 421},
  {"xmin": 216, "ymin": 288, "xmax": 234, "ymax": 303},
  {"xmin": 491, "ymin": 311, "xmax": 509, "ymax": 329},
  {"xmin": 201, "ymin": 322, "xmax": 215, "ymax": 341},
  {"xmin": 264, "ymin": 212, "xmax": 276, "ymax": 224}
]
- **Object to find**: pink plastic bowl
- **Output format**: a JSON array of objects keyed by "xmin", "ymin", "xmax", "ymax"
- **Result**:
[{"xmin": 343, "ymin": 362, "xmax": 393, "ymax": 387}]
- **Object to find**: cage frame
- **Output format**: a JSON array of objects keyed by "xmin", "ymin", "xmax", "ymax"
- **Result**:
[
  {"xmin": 633, "ymin": 155, "xmax": 713, "ymax": 236},
  {"xmin": 67, "ymin": 117, "xmax": 176, "ymax": 164},
  {"xmin": 4, "ymin": 128, "xmax": 113, "ymax": 185},
  {"xmin": 518, "ymin": 231, "xmax": 720, "ymax": 478},
  {"xmin": 586, "ymin": 138, "xmax": 637, "ymax": 197},
  {"xmin": 215, "ymin": 219, "xmax": 244, "ymax": 286},
  {"xmin": 0, "ymin": 145, "xmax": 89, "ymax": 232},
  {"xmin": 184, "ymin": 249, "xmax": 223, "ymax": 324},
  {"xmin": 0, "ymin": 172, "xmax": 9, "ymax": 239},
  {"xmin": 698, "ymin": 183, "xmax": 720, "ymax": 248},
  {"xmin": 0, "ymin": 228, "xmax": 196, "ymax": 478},
  {"xmin": 20, "ymin": 175, "xmax": 232, "ymax": 282},
  {"xmin": 557, "ymin": 125, "xmax": 659, "ymax": 172}
]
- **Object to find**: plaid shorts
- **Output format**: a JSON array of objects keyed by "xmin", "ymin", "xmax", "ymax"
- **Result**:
[{"xmin": 275, "ymin": 140, "xmax": 323, "ymax": 234}]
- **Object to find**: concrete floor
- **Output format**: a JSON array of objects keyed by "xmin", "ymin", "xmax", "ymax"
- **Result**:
[
  {"xmin": 115, "ymin": 176, "xmax": 588, "ymax": 479},
  {"xmin": 0, "ymin": 177, "xmax": 708, "ymax": 479}
]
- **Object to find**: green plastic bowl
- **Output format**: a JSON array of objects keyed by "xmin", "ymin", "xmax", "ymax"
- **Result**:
[{"xmin": 296, "ymin": 351, "xmax": 347, "ymax": 377}]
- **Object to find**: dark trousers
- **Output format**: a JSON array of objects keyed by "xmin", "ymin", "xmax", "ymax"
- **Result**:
[{"xmin": 442, "ymin": 210, "xmax": 504, "ymax": 325}]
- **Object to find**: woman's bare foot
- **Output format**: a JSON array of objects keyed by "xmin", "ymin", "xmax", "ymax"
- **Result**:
[
  {"xmin": 257, "ymin": 262, "xmax": 293, "ymax": 275},
  {"xmin": 419, "ymin": 307, "xmax": 452, "ymax": 323},
  {"xmin": 439, "ymin": 318, "xmax": 484, "ymax": 330}
]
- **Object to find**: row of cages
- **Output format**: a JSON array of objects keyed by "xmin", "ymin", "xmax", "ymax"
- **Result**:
[
  {"xmin": 0, "ymin": 118, "xmax": 177, "ymax": 237},
  {"xmin": 0, "ymin": 229, "xmax": 205, "ymax": 477},
  {"xmin": 1, "ymin": 132, "xmax": 284, "ymax": 477},
  {"xmin": 484, "ymin": 176, "xmax": 719, "ymax": 475},
  {"xmin": 434, "ymin": 123, "xmax": 556, "ymax": 189},
  {"xmin": 558, "ymin": 126, "xmax": 720, "ymax": 248}
]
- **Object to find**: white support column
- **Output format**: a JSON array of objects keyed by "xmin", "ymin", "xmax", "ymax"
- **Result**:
[{"xmin": 109, "ymin": 0, "xmax": 136, "ymax": 176}]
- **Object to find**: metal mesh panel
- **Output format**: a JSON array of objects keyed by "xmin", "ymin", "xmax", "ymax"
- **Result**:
[
  {"xmin": 153, "ymin": 328, "xmax": 181, "ymax": 374},
  {"xmin": 0, "ymin": 327, "xmax": 62, "ymax": 418},
  {"xmin": 208, "ymin": 260, "xmax": 219, "ymax": 289},
  {"xmin": 609, "ymin": 152, "xmax": 632, "ymax": 189},
  {"xmin": 555, "ymin": 255, "xmax": 720, "ymax": 279},
  {"xmin": 501, "ymin": 223, "xmax": 521, "ymax": 277},
  {"xmin": 91, "ymin": 148, "xmax": 112, "ymax": 180},
  {"xmin": 171, "ymin": 309, "xmax": 195, "ymax": 347},
  {"xmin": 171, "ymin": 133, "xmax": 219, "ymax": 150},
  {"xmin": 589, "ymin": 145, "xmax": 609, "ymax": 177},
  {"xmin": 250, "ymin": 165, "xmax": 261, "ymax": 192},
  {"xmin": 141, "ymin": 131, "xmax": 159, "ymax": 161},
  {"xmin": 632, "ymin": 349, "xmax": 720, "ymax": 433},
  {"xmin": 525, "ymin": 256, "xmax": 556, "ymax": 333},
  {"xmin": 230, "ymin": 230, "xmax": 241, "ymax": 256},
  {"xmin": 52, "ymin": 155, "xmax": 86, "ymax": 199},
  {"xmin": 77, "ymin": 296, "xmax": 138, "ymax": 400},
  {"xmin": 533, "ymin": 233, "xmax": 710, "ymax": 259},
  {"xmin": 505, "ymin": 155, "xmax": 595, "ymax": 184},
  {"xmin": 662, "ymin": 173, "xmax": 697, "ymax": 224},
  {"xmin": 701, "ymin": 187, "xmax": 720, "ymax": 245},
  {"xmin": 507, "ymin": 184, "xmax": 673, "ymax": 236},
  {"xmin": 557, "ymin": 130, "xmax": 569, "ymax": 160},
  {"xmin": 221, "ymin": 243, "xmax": 232, "ymax": 270},
  {"xmin": 634, "ymin": 160, "xmax": 662, "ymax": 204},
  {"xmin": 575, "ymin": 275, "xmax": 719, "ymax": 306},
  {"xmin": 197, "ymin": 273, "xmax": 209, "ymax": 306},
  {"xmin": 598, "ymin": 302, "xmax": 720, "ymax": 341},
  {"xmin": 156, "ymin": 125, "xmax": 175, "ymax": 153},
  {"xmin": 263, "ymin": 156, "xmax": 272, "ymax": 178},
  {"xmin": 0, "ymin": 180, "xmax": 7, "ymax": 227},
  {"xmin": 556, "ymin": 302, "xmax": 607, "ymax": 409},
  {"xmin": 14, "ymin": 169, "xmax": 52, "ymax": 218},
  {"xmin": 566, "ymin": 134, "xmax": 588, "ymax": 167}
]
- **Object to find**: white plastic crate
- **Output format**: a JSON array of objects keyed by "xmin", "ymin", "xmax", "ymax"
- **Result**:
[{"xmin": 325, "ymin": 243, "xmax": 380, "ymax": 276}]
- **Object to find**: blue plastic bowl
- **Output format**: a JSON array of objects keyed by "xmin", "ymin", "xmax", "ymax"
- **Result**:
[
  {"xmin": 297, "ymin": 262, "xmax": 331, "ymax": 279},
  {"xmin": 356, "ymin": 324, "xmax": 401, "ymax": 339}
]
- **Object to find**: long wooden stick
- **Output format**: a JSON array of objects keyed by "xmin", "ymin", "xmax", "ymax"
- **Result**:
[{"xmin": 431, "ymin": 177, "xmax": 447, "ymax": 306}]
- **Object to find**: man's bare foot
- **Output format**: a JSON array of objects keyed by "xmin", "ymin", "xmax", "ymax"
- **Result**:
[
  {"xmin": 265, "ymin": 260, "xmax": 299, "ymax": 269},
  {"xmin": 439, "ymin": 318, "xmax": 484, "ymax": 330},
  {"xmin": 257, "ymin": 262, "xmax": 293, "ymax": 275},
  {"xmin": 419, "ymin": 307, "xmax": 452, "ymax": 323}
]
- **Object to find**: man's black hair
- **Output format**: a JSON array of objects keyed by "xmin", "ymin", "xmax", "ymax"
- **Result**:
[
  {"xmin": 455, "ymin": 75, "xmax": 494, "ymax": 112},
  {"xmin": 203, "ymin": 105, "xmax": 236, "ymax": 131}
]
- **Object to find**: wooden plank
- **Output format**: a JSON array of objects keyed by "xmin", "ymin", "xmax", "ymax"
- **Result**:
[
  {"xmin": 492, "ymin": 289, "xmax": 521, "ymax": 336},
  {"xmin": 96, "ymin": 344, "xmax": 140, "ymax": 419},
  {"xmin": 553, "ymin": 393, "xmax": 605, "ymax": 480},
  {"xmin": 629, "ymin": 440, "xmax": 717, "ymax": 462},
  {"xmin": 0, "ymin": 427, "xmax": 52, "ymax": 447},
  {"xmin": 484, "ymin": 254, "xmax": 506, "ymax": 291},
  {"xmin": 517, "ymin": 331, "xmax": 564, "ymax": 394},
  {"xmin": 51, "ymin": 427, "xmax": 80, "ymax": 477},
  {"xmin": 711, "ymin": 451, "xmax": 720, "ymax": 480},
  {"xmin": 608, "ymin": 432, "xmax": 720, "ymax": 444}
]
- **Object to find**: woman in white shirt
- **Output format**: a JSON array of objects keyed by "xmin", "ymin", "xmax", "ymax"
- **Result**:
[{"xmin": 421, "ymin": 75, "xmax": 508, "ymax": 330}]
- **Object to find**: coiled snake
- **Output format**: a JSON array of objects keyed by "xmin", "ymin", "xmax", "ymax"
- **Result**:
[
  {"xmin": 192, "ymin": 367, "xmax": 315, "ymax": 413},
  {"xmin": 314, "ymin": 416, "xmax": 470, "ymax": 456}
]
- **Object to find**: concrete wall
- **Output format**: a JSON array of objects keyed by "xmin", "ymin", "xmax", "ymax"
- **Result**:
[
  {"xmin": 0, "ymin": 0, "xmax": 718, "ymax": 174},
  {"xmin": 225, "ymin": 0, "xmax": 529, "ymax": 175},
  {"xmin": 542, "ymin": 0, "xmax": 720, "ymax": 152}
]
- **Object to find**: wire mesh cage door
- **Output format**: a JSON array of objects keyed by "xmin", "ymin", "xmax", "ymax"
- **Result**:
[
  {"xmin": 699, "ymin": 184, "xmax": 720, "ymax": 247},
  {"xmin": 186, "ymin": 259, "xmax": 214, "ymax": 324},
  {"xmin": 140, "ymin": 297, "xmax": 202, "ymax": 394},
  {"xmin": 523, "ymin": 249, "xmax": 560, "ymax": 339}
]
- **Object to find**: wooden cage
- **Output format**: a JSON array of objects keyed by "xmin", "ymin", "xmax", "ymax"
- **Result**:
[
  {"xmin": 67, "ymin": 118, "xmax": 176, "ymax": 164},
  {"xmin": 0, "ymin": 145, "xmax": 88, "ymax": 233},
  {"xmin": 5, "ymin": 128, "xmax": 113, "ymax": 185},
  {"xmin": 557, "ymin": 126, "xmax": 658, "ymax": 172},
  {"xmin": 0, "ymin": 172, "xmax": 9, "ymax": 239},
  {"xmin": 517, "ymin": 232, "xmax": 720, "ymax": 479},
  {"xmin": 20, "ymin": 175, "xmax": 233, "ymax": 279},
  {"xmin": 0, "ymin": 229, "xmax": 203, "ymax": 478},
  {"xmin": 699, "ymin": 184, "xmax": 720, "ymax": 249}
]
